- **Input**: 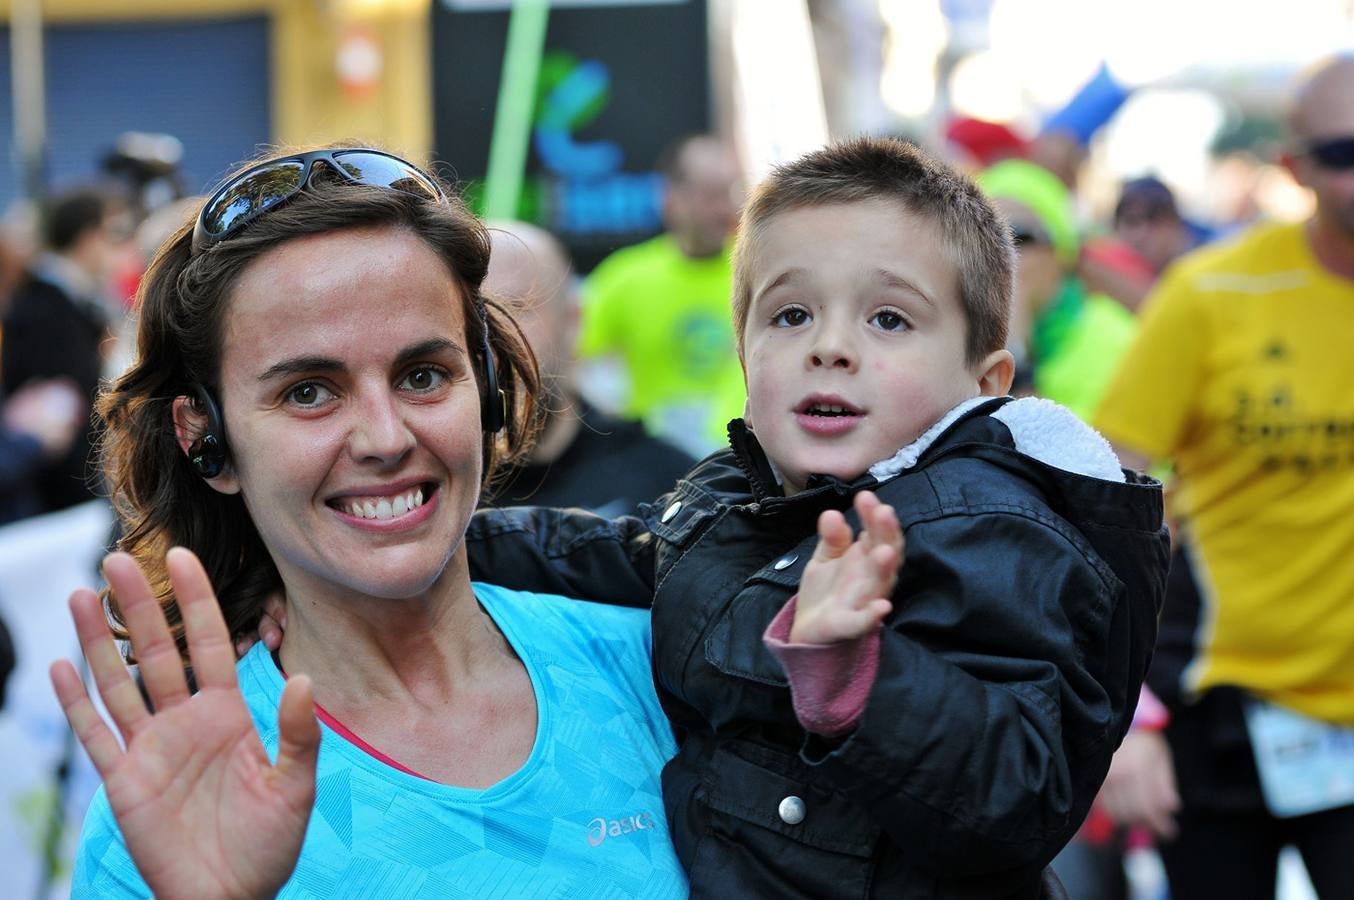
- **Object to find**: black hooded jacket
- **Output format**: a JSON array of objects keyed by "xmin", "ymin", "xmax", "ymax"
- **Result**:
[{"xmin": 467, "ymin": 397, "xmax": 1169, "ymax": 898}]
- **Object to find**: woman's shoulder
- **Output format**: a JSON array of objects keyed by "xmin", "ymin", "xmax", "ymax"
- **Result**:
[{"xmin": 473, "ymin": 584, "xmax": 664, "ymax": 730}]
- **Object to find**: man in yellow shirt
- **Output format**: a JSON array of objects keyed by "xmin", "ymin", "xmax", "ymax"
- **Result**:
[
  {"xmin": 1095, "ymin": 56, "xmax": 1354, "ymax": 899},
  {"xmin": 579, "ymin": 135, "xmax": 745, "ymax": 458}
]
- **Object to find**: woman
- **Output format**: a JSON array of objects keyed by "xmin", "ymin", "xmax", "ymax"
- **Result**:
[{"xmin": 48, "ymin": 146, "xmax": 686, "ymax": 898}]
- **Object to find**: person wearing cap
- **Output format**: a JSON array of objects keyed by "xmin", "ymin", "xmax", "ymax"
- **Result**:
[
  {"xmin": 1113, "ymin": 176, "xmax": 1211, "ymax": 278},
  {"xmin": 1095, "ymin": 56, "xmax": 1354, "ymax": 898},
  {"xmin": 978, "ymin": 159, "xmax": 1136, "ymax": 423}
]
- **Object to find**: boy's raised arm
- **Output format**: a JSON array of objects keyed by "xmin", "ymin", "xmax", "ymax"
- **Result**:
[
  {"xmin": 791, "ymin": 510, "xmax": 1152, "ymax": 876},
  {"xmin": 763, "ymin": 491, "xmax": 902, "ymax": 737}
]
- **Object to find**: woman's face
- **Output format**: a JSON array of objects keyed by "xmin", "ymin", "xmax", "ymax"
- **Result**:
[{"xmin": 208, "ymin": 225, "xmax": 484, "ymax": 604}]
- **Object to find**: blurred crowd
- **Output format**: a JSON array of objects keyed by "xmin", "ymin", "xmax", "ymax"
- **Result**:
[{"xmin": 2, "ymin": 33, "xmax": 1353, "ymax": 900}]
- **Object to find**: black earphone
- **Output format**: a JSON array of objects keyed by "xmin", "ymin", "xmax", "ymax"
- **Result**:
[
  {"xmin": 186, "ymin": 325, "xmax": 504, "ymax": 480},
  {"xmin": 479, "ymin": 320, "xmax": 505, "ymax": 434},
  {"xmin": 187, "ymin": 383, "xmax": 228, "ymax": 479}
]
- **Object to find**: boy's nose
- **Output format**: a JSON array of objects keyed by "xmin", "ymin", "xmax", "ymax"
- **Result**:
[
  {"xmin": 809, "ymin": 326, "xmax": 857, "ymax": 371},
  {"xmin": 811, "ymin": 349, "xmax": 853, "ymax": 369}
]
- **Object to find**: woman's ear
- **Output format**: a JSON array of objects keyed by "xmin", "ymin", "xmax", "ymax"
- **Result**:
[
  {"xmin": 172, "ymin": 395, "xmax": 240, "ymax": 494},
  {"xmin": 975, "ymin": 348, "xmax": 1016, "ymax": 397}
]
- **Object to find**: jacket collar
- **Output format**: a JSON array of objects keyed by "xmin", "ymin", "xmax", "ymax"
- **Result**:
[
  {"xmin": 725, "ymin": 418, "xmax": 783, "ymax": 503},
  {"xmin": 725, "ymin": 397, "xmax": 1012, "ymax": 503},
  {"xmin": 724, "ymin": 393, "xmax": 1128, "ymax": 508}
]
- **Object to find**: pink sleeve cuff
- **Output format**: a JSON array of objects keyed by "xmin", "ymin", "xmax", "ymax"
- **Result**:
[
  {"xmin": 762, "ymin": 595, "xmax": 881, "ymax": 738},
  {"xmin": 1131, "ymin": 684, "xmax": 1169, "ymax": 731}
]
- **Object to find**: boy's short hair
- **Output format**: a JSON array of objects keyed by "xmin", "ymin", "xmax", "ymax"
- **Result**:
[{"xmin": 731, "ymin": 137, "xmax": 1013, "ymax": 365}]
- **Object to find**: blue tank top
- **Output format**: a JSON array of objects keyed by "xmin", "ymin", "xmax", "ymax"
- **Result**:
[{"xmin": 72, "ymin": 584, "xmax": 686, "ymax": 898}]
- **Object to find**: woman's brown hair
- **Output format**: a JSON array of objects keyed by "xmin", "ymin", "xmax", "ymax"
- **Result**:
[{"xmin": 97, "ymin": 146, "xmax": 541, "ymax": 658}]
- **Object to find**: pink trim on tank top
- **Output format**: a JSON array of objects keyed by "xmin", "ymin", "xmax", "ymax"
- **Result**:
[{"xmin": 274, "ymin": 658, "xmax": 430, "ymax": 781}]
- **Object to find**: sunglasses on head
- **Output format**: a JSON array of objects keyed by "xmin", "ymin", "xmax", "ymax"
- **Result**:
[
  {"xmin": 191, "ymin": 148, "xmax": 445, "ymax": 255},
  {"xmin": 1304, "ymin": 136, "xmax": 1354, "ymax": 171}
]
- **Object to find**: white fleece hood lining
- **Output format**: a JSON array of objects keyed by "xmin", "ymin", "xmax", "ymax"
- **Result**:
[{"xmin": 868, "ymin": 396, "xmax": 1126, "ymax": 484}]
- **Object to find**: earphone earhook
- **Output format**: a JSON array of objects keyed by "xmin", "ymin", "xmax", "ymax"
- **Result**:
[
  {"xmin": 187, "ymin": 383, "xmax": 229, "ymax": 478},
  {"xmin": 480, "ymin": 315, "xmax": 505, "ymax": 434}
]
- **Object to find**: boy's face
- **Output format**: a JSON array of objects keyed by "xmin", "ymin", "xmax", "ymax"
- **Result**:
[{"xmin": 741, "ymin": 198, "xmax": 1009, "ymax": 495}]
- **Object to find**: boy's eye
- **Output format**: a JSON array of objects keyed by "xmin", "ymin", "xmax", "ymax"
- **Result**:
[
  {"xmin": 399, "ymin": 366, "xmax": 446, "ymax": 392},
  {"xmin": 870, "ymin": 310, "xmax": 908, "ymax": 332},
  {"xmin": 772, "ymin": 307, "xmax": 811, "ymax": 327},
  {"xmin": 287, "ymin": 382, "xmax": 334, "ymax": 407}
]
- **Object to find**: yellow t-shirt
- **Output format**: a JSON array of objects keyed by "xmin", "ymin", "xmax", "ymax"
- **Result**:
[
  {"xmin": 580, "ymin": 234, "xmax": 745, "ymax": 455},
  {"xmin": 1096, "ymin": 220, "xmax": 1354, "ymax": 724}
]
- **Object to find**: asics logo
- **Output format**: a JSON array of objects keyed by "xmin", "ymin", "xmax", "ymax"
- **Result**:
[{"xmin": 587, "ymin": 811, "xmax": 656, "ymax": 847}]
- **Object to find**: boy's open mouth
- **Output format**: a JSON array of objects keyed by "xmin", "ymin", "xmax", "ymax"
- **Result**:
[{"xmin": 796, "ymin": 397, "xmax": 864, "ymax": 418}]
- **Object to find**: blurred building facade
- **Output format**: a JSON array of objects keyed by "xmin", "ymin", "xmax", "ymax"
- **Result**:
[{"xmin": 0, "ymin": 0, "xmax": 433, "ymax": 208}]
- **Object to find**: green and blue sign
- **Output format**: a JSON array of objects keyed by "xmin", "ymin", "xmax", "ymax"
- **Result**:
[{"xmin": 432, "ymin": 0, "xmax": 709, "ymax": 272}]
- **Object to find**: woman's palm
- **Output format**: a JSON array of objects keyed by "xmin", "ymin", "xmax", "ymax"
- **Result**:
[{"xmin": 52, "ymin": 549, "xmax": 318, "ymax": 900}]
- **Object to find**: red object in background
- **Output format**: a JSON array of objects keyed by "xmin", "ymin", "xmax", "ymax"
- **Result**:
[
  {"xmin": 116, "ymin": 268, "xmax": 141, "ymax": 310},
  {"xmin": 945, "ymin": 117, "xmax": 1029, "ymax": 167},
  {"xmin": 1081, "ymin": 236, "xmax": 1156, "ymax": 286}
]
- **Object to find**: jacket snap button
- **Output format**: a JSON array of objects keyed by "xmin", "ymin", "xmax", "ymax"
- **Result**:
[
  {"xmin": 778, "ymin": 795, "xmax": 806, "ymax": 825},
  {"xmin": 773, "ymin": 553, "xmax": 798, "ymax": 570},
  {"xmin": 660, "ymin": 501, "xmax": 682, "ymax": 523}
]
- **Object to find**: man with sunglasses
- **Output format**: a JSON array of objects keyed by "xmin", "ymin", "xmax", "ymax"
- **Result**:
[{"xmin": 1095, "ymin": 56, "xmax": 1354, "ymax": 899}]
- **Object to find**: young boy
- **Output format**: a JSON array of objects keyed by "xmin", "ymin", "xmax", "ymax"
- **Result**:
[{"xmin": 466, "ymin": 137, "xmax": 1168, "ymax": 898}]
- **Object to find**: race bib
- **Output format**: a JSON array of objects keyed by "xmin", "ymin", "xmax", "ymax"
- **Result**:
[{"xmin": 1244, "ymin": 699, "xmax": 1354, "ymax": 818}]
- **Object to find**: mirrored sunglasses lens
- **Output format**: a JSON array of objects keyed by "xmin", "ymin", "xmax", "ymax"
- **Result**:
[
  {"xmin": 333, "ymin": 151, "xmax": 441, "ymax": 199},
  {"xmin": 1311, "ymin": 138, "xmax": 1354, "ymax": 169},
  {"xmin": 202, "ymin": 160, "xmax": 306, "ymax": 236}
]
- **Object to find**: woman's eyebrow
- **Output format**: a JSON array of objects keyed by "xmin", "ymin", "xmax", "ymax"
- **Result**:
[
  {"xmin": 256, "ymin": 339, "xmax": 463, "ymax": 383},
  {"xmin": 257, "ymin": 355, "xmax": 344, "ymax": 382},
  {"xmin": 392, "ymin": 338, "xmax": 462, "ymax": 369}
]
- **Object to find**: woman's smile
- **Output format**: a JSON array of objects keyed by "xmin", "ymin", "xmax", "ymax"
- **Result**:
[{"xmin": 326, "ymin": 480, "xmax": 440, "ymax": 531}]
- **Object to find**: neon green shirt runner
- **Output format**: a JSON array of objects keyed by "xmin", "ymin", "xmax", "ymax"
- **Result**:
[{"xmin": 580, "ymin": 234, "xmax": 745, "ymax": 454}]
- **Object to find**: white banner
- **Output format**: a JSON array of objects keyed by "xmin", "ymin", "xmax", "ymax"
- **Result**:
[{"xmin": 0, "ymin": 501, "xmax": 113, "ymax": 899}]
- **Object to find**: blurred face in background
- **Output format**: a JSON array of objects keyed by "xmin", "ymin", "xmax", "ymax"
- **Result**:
[
  {"xmin": 664, "ymin": 138, "xmax": 742, "ymax": 259},
  {"xmin": 993, "ymin": 198, "xmax": 1062, "ymax": 338},
  {"xmin": 1287, "ymin": 58, "xmax": 1354, "ymax": 239},
  {"xmin": 1115, "ymin": 199, "xmax": 1188, "ymax": 275},
  {"xmin": 70, "ymin": 206, "xmax": 134, "ymax": 288},
  {"xmin": 484, "ymin": 224, "xmax": 577, "ymax": 403}
]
